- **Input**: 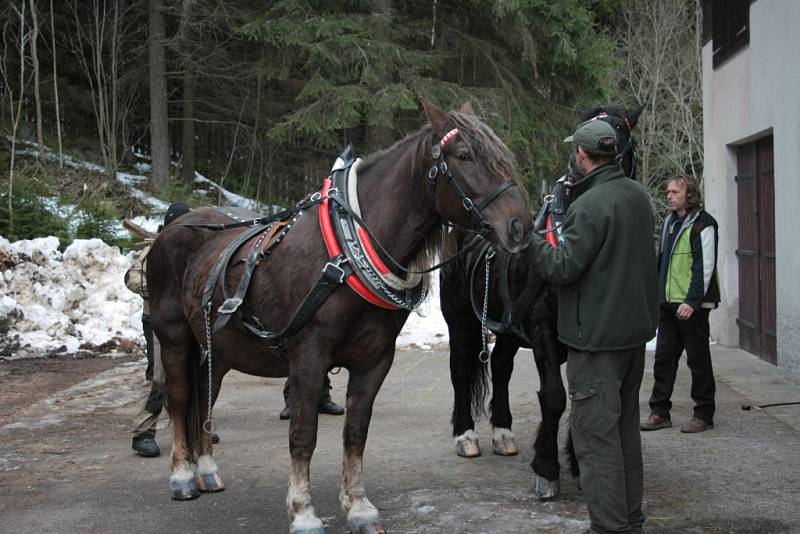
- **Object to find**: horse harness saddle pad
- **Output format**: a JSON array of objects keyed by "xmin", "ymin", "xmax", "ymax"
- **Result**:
[{"xmin": 202, "ymin": 206, "xmax": 296, "ymax": 340}]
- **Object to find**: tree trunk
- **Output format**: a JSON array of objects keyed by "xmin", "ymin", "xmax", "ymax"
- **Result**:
[
  {"xmin": 149, "ymin": 0, "xmax": 170, "ymax": 190},
  {"xmin": 179, "ymin": 0, "xmax": 195, "ymax": 185},
  {"xmin": 180, "ymin": 64, "xmax": 196, "ymax": 184},
  {"xmin": 5, "ymin": 0, "xmax": 29, "ymax": 236},
  {"xmin": 364, "ymin": 0, "xmax": 395, "ymax": 151},
  {"xmin": 29, "ymin": 0, "xmax": 43, "ymax": 159},
  {"xmin": 49, "ymin": 0, "xmax": 63, "ymax": 168}
]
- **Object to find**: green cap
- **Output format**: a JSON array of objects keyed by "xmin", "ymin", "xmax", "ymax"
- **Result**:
[{"xmin": 564, "ymin": 119, "xmax": 617, "ymax": 156}]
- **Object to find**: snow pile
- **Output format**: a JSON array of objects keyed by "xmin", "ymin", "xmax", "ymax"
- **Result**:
[{"xmin": 0, "ymin": 236, "xmax": 143, "ymax": 359}]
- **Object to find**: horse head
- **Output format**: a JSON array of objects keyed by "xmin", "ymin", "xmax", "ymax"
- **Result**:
[
  {"xmin": 420, "ymin": 98, "xmax": 532, "ymax": 253},
  {"xmin": 576, "ymin": 105, "xmax": 643, "ymax": 180}
]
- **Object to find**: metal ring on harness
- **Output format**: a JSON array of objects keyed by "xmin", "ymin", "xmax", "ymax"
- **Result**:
[{"xmin": 202, "ymin": 419, "xmax": 217, "ymax": 434}]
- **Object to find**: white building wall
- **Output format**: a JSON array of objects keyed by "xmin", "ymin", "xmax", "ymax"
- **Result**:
[{"xmin": 703, "ymin": 1, "xmax": 800, "ymax": 380}]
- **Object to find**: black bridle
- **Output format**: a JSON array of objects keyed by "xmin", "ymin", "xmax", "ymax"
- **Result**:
[
  {"xmin": 427, "ymin": 128, "xmax": 519, "ymax": 233},
  {"xmin": 592, "ymin": 112, "xmax": 638, "ymax": 179}
]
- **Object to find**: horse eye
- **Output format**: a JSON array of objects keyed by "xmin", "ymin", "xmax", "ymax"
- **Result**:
[{"xmin": 457, "ymin": 152, "xmax": 473, "ymax": 162}]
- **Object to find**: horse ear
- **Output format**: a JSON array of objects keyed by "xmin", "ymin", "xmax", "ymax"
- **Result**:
[
  {"xmin": 626, "ymin": 105, "xmax": 644, "ymax": 128},
  {"xmin": 420, "ymin": 97, "xmax": 449, "ymax": 132},
  {"xmin": 459, "ymin": 101, "xmax": 476, "ymax": 115}
]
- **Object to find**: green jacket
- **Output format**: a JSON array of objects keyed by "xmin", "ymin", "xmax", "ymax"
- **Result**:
[{"xmin": 528, "ymin": 164, "xmax": 658, "ymax": 351}]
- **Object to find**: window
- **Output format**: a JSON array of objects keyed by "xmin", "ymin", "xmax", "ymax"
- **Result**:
[{"xmin": 710, "ymin": 0, "xmax": 751, "ymax": 68}]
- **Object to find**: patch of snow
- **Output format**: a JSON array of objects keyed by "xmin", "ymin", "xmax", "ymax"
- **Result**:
[{"xmin": 0, "ymin": 236, "xmax": 143, "ymax": 359}]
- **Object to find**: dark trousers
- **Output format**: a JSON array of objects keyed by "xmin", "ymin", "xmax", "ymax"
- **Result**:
[
  {"xmin": 568, "ymin": 347, "xmax": 645, "ymax": 534},
  {"xmin": 649, "ymin": 305, "xmax": 715, "ymax": 424},
  {"xmin": 283, "ymin": 375, "xmax": 333, "ymax": 406},
  {"xmin": 142, "ymin": 315, "xmax": 155, "ymax": 382}
]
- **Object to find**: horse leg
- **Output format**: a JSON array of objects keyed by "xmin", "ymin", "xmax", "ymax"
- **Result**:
[
  {"xmin": 160, "ymin": 338, "xmax": 201, "ymax": 500},
  {"xmin": 286, "ymin": 356, "xmax": 328, "ymax": 534},
  {"xmin": 530, "ymin": 321, "xmax": 567, "ymax": 500},
  {"xmin": 489, "ymin": 335, "xmax": 520, "ymax": 456},
  {"xmin": 448, "ymin": 318, "xmax": 485, "ymax": 458},
  {"xmin": 194, "ymin": 360, "xmax": 229, "ymax": 493},
  {"xmin": 339, "ymin": 353, "xmax": 393, "ymax": 534}
]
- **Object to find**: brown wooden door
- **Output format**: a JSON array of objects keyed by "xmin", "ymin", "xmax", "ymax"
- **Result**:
[{"xmin": 735, "ymin": 136, "xmax": 777, "ymax": 364}]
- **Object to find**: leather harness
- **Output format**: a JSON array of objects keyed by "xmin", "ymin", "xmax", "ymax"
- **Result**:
[{"xmin": 468, "ymin": 240, "xmax": 548, "ymax": 346}]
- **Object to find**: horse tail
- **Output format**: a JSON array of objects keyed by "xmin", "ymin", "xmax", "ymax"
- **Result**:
[
  {"xmin": 183, "ymin": 340, "xmax": 205, "ymax": 461},
  {"xmin": 468, "ymin": 349, "xmax": 490, "ymax": 420}
]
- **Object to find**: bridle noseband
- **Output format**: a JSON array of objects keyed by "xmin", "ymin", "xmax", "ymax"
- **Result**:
[{"xmin": 427, "ymin": 128, "xmax": 519, "ymax": 232}]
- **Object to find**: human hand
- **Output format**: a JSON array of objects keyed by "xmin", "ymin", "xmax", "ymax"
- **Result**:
[{"xmin": 676, "ymin": 303, "xmax": 695, "ymax": 320}]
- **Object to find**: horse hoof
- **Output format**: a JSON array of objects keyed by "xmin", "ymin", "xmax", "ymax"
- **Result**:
[
  {"xmin": 491, "ymin": 429, "xmax": 518, "ymax": 456},
  {"xmin": 455, "ymin": 430, "xmax": 481, "ymax": 458},
  {"xmin": 532, "ymin": 474, "xmax": 560, "ymax": 501},
  {"xmin": 170, "ymin": 478, "xmax": 200, "ymax": 500},
  {"xmin": 348, "ymin": 516, "xmax": 385, "ymax": 534},
  {"xmin": 196, "ymin": 472, "xmax": 225, "ymax": 493}
]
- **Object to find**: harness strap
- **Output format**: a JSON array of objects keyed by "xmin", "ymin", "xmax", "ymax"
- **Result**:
[
  {"xmin": 238, "ymin": 254, "xmax": 353, "ymax": 342},
  {"xmin": 168, "ymin": 196, "xmax": 322, "ymax": 233},
  {"xmin": 214, "ymin": 225, "xmax": 277, "ymax": 332},
  {"xmin": 327, "ymin": 186, "xmax": 485, "ymax": 275},
  {"xmin": 467, "ymin": 242, "xmax": 549, "ymax": 346},
  {"xmin": 476, "ymin": 180, "xmax": 518, "ymax": 212},
  {"xmin": 202, "ymin": 223, "xmax": 269, "ymax": 315}
]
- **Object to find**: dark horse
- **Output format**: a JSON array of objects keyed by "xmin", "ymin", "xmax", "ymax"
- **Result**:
[
  {"xmin": 146, "ymin": 99, "xmax": 532, "ymax": 534},
  {"xmin": 441, "ymin": 105, "xmax": 642, "ymax": 500}
]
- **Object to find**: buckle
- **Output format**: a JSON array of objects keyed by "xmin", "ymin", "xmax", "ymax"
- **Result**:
[
  {"xmin": 218, "ymin": 297, "xmax": 243, "ymax": 315},
  {"xmin": 322, "ymin": 259, "xmax": 347, "ymax": 284}
]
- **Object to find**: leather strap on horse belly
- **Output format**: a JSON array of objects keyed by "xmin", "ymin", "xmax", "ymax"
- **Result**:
[{"xmin": 239, "ymin": 254, "xmax": 353, "ymax": 341}]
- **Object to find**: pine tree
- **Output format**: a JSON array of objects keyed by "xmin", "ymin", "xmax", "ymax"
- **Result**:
[{"xmin": 240, "ymin": 0, "xmax": 618, "ymax": 193}]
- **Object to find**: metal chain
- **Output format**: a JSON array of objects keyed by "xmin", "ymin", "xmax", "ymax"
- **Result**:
[
  {"xmin": 202, "ymin": 305, "xmax": 216, "ymax": 435},
  {"xmin": 348, "ymin": 239, "xmax": 428, "ymax": 310},
  {"xmin": 479, "ymin": 248, "xmax": 495, "ymax": 364}
]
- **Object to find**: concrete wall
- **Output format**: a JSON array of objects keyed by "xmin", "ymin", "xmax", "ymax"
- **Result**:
[{"xmin": 702, "ymin": 1, "xmax": 800, "ymax": 381}]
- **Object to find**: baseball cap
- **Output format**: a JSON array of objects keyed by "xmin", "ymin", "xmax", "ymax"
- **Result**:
[{"xmin": 564, "ymin": 119, "xmax": 617, "ymax": 156}]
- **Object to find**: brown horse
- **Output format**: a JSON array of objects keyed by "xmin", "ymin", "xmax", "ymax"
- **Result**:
[{"xmin": 146, "ymin": 99, "xmax": 532, "ymax": 534}]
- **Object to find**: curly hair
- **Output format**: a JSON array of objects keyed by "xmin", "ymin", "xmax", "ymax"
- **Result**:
[{"xmin": 669, "ymin": 175, "xmax": 703, "ymax": 210}]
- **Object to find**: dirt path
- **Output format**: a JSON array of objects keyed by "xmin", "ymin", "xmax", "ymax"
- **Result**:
[
  {"xmin": 1, "ymin": 349, "xmax": 799, "ymax": 533},
  {"xmin": 0, "ymin": 355, "xmax": 136, "ymax": 427}
]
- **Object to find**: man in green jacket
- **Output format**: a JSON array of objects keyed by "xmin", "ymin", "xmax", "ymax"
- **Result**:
[{"xmin": 527, "ymin": 118, "xmax": 658, "ymax": 533}]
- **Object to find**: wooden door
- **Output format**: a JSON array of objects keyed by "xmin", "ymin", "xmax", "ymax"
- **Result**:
[{"xmin": 735, "ymin": 136, "xmax": 777, "ymax": 364}]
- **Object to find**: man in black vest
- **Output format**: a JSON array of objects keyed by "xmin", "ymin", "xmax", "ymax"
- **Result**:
[{"xmin": 641, "ymin": 175, "xmax": 720, "ymax": 433}]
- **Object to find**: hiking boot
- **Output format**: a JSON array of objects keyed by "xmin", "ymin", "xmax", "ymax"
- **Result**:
[
  {"xmin": 680, "ymin": 417, "xmax": 713, "ymax": 433},
  {"xmin": 279, "ymin": 406, "xmax": 290, "ymax": 420},
  {"xmin": 318, "ymin": 399, "xmax": 345, "ymax": 416},
  {"xmin": 132, "ymin": 433, "xmax": 160, "ymax": 457},
  {"xmin": 640, "ymin": 413, "xmax": 672, "ymax": 431}
]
